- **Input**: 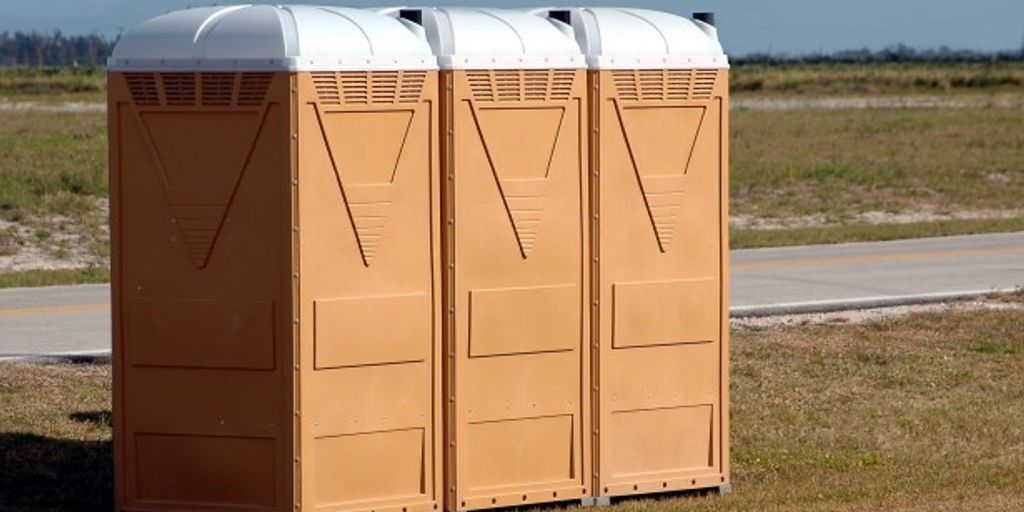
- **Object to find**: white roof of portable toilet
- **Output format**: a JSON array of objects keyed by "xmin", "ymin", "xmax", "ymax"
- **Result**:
[
  {"xmin": 528, "ymin": 7, "xmax": 728, "ymax": 70},
  {"xmin": 108, "ymin": 4, "xmax": 437, "ymax": 72},
  {"xmin": 380, "ymin": 7, "xmax": 583, "ymax": 70}
]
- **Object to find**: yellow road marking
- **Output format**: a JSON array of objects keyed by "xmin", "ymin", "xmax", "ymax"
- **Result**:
[
  {"xmin": 733, "ymin": 246, "xmax": 1024, "ymax": 272},
  {"xmin": 0, "ymin": 302, "xmax": 110, "ymax": 318}
]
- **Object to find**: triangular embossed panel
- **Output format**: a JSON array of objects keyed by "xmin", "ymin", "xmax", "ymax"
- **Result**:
[
  {"xmin": 617, "ymin": 106, "xmax": 706, "ymax": 252},
  {"xmin": 317, "ymin": 109, "xmax": 414, "ymax": 265},
  {"xmin": 474, "ymin": 107, "xmax": 564, "ymax": 258},
  {"xmin": 138, "ymin": 110, "xmax": 265, "ymax": 269}
]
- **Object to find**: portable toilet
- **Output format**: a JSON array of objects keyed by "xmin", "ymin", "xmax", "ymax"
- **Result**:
[
  {"xmin": 107, "ymin": 6, "xmax": 442, "ymax": 512},
  {"xmin": 530, "ymin": 7, "xmax": 731, "ymax": 502},
  {"xmin": 382, "ymin": 7, "xmax": 590, "ymax": 511}
]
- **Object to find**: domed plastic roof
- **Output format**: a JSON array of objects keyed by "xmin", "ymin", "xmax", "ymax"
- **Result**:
[
  {"xmin": 381, "ymin": 7, "xmax": 584, "ymax": 70},
  {"xmin": 109, "ymin": 5, "xmax": 437, "ymax": 72},
  {"xmin": 529, "ymin": 7, "xmax": 728, "ymax": 70}
]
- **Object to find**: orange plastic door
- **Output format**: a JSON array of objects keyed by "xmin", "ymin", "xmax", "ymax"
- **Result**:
[
  {"xmin": 444, "ymin": 69, "xmax": 590, "ymax": 510},
  {"xmin": 592, "ymin": 69, "xmax": 730, "ymax": 496},
  {"xmin": 110, "ymin": 71, "xmax": 295, "ymax": 511},
  {"xmin": 297, "ymin": 71, "xmax": 443, "ymax": 512}
]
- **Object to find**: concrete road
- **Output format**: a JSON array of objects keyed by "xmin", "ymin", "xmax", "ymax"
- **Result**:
[
  {"xmin": 731, "ymin": 231, "xmax": 1023, "ymax": 315},
  {"xmin": 1, "ymin": 232, "xmax": 1022, "ymax": 358},
  {"xmin": 0, "ymin": 284, "xmax": 110, "ymax": 359}
]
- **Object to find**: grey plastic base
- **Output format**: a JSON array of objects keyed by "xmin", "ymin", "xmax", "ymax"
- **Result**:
[
  {"xmin": 716, "ymin": 483, "xmax": 733, "ymax": 495},
  {"xmin": 581, "ymin": 496, "xmax": 611, "ymax": 507}
]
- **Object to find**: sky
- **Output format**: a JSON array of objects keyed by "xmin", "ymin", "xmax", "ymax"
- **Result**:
[{"xmin": 1, "ymin": 0, "xmax": 1023, "ymax": 56}]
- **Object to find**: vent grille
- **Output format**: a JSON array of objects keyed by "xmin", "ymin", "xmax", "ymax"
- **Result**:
[
  {"xmin": 612, "ymin": 70, "xmax": 718, "ymax": 101},
  {"xmin": 201, "ymin": 73, "xmax": 236, "ymax": 106},
  {"xmin": 124, "ymin": 73, "xmax": 160, "ymax": 106},
  {"xmin": 238, "ymin": 73, "xmax": 273, "ymax": 106},
  {"xmin": 311, "ymin": 71, "xmax": 426, "ymax": 105},
  {"xmin": 161, "ymin": 73, "xmax": 196, "ymax": 106},
  {"xmin": 124, "ymin": 72, "xmax": 273, "ymax": 107},
  {"xmin": 466, "ymin": 70, "xmax": 576, "ymax": 102}
]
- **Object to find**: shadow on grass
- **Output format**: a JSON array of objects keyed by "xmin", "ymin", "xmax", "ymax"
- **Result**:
[
  {"xmin": 0, "ymin": 426, "xmax": 112, "ymax": 512},
  {"xmin": 69, "ymin": 410, "xmax": 113, "ymax": 428}
]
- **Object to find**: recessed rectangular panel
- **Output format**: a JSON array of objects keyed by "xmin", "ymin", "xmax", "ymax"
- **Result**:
[
  {"xmin": 315, "ymin": 293, "xmax": 430, "ymax": 369},
  {"xmin": 134, "ymin": 433, "xmax": 276, "ymax": 507},
  {"xmin": 313, "ymin": 428, "xmax": 425, "ymax": 507},
  {"xmin": 466, "ymin": 415, "xmax": 573, "ymax": 491},
  {"xmin": 612, "ymin": 278, "xmax": 719, "ymax": 348},
  {"xmin": 607, "ymin": 405, "xmax": 713, "ymax": 478},
  {"xmin": 128, "ymin": 299, "xmax": 274, "ymax": 370},
  {"xmin": 605, "ymin": 343, "xmax": 719, "ymax": 410},
  {"xmin": 469, "ymin": 285, "xmax": 578, "ymax": 357}
]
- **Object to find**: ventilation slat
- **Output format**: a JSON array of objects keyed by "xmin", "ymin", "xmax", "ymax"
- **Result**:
[
  {"xmin": 161, "ymin": 73, "xmax": 196, "ymax": 106},
  {"xmin": 313, "ymin": 71, "xmax": 425, "ymax": 105},
  {"xmin": 613, "ymin": 70, "xmax": 717, "ymax": 101},
  {"xmin": 125, "ymin": 73, "xmax": 160, "ymax": 106},
  {"xmin": 467, "ymin": 70, "xmax": 576, "ymax": 102},
  {"xmin": 125, "ymin": 72, "xmax": 271, "ymax": 107}
]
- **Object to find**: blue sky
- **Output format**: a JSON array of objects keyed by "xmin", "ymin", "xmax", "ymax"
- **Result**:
[{"xmin": 1, "ymin": 0, "xmax": 1023, "ymax": 56}]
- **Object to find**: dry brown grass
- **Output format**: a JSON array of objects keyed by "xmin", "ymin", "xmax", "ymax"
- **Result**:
[
  {"xmin": 0, "ymin": 362, "xmax": 111, "ymax": 512},
  {"xmin": 2, "ymin": 302, "xmax": 1023, "ymax": 511},
  {"xmin": 602, "ymin": 303, "xmax": 1024, "ymax": 511}
]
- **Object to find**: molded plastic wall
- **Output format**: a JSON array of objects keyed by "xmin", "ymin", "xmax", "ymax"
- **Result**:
[{"xmin": 109, "ymin": 6, "xmax": 729, "ymax": 512}]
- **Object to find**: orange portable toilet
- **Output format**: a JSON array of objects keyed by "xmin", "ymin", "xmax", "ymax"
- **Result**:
[
  {"xmin": 383, "ymin": 7, "xmax": 590, "ymax": 511},
  {"xmin": 108, "ymin": 6, "xmax": 442, "ymax": 512},
  {"xmin": 531, "ymin": 7, "xmax": 732, "ymax": 502}
]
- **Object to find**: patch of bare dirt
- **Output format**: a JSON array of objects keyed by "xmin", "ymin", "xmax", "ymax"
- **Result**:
[
  {"xmin": 730, "ymin": 207, "xmax": 1024, "ymax": 230},
  {"xmin": 732, "ymin": 295, "xmax": 1024, "ymax": 331},
  {"xmin": 0, "ymin": 198, "xmax": 108, "ymax": 272},
  {"xmin": 0, "ymin": 100, "xmax": 105, "ymax": 113}
]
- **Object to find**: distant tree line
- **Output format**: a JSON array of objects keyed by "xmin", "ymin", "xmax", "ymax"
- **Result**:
[
  {"xmin": 735, "ymin": 44, "xmax": 1024, "ymax": 65},
  {"xmin": 0, "ymin": 31, "xmax": 117, "ymax": 67}
]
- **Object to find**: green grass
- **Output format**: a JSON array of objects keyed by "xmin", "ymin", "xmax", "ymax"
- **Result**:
[
  {"xmin": 3, "ymin": 302, "xmax": 1022, "ymax": 511},
  {"xmin": 731, "ymin": 217, "xmax": 1024, "ymax": 249},
  {"xmin": 731, "ymin": 104, "xmax": 1024, "ymax": 220},
  {"xmin": 0, "ymin": 267, "xmax": 109, "ymax": 289},
  {"xmin": 731, "ymin": 61, "xmax": 1024, "ymax": 96},
  {"xmin": 0, "ymin": 67, "xmax": 105, "ymax": 103},
  {"xmin": 0, "ymin": 109, "xmax": 108, "ymax": 273},
  {"xmin": 0, "ymin": 110, "xmax": 107, "ymax": 222}
]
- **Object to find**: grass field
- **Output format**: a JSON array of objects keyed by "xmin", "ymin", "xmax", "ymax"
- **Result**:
[
  {"xmin": 0, "ymin": 362, "xmax": 111, "ymax": 512},
  {"xmin": 0, "ymin": 108, "xmax": 108, "ymax": 281},
  {"xmin": 732, "ymin": 217, "xmax": 1024, "ymax": 249},
  {"xmin": 0, "ymin": 110, "xmax": 106, "ymax": 221},
  {"xmin": 0, "ymin": 267, "xmax": 110, "ymax": 288},
  {"xmin": 731, "ymin": 61, "xmax": 1024, "ymax": 96},
  {"xmin": 0, "ymin": 67, "xmax": 105, "ymax": 103},
  {"xmin": 0, "ymin": 63, "xmax": 1022, "ymax": 284},
  {"xmin": 730, "ymin": 102, "xmax": 1024, "ymax": 221},
  {"xmin": 2, "ymin": 301, "xmax": 1021, "ymax": 511}
]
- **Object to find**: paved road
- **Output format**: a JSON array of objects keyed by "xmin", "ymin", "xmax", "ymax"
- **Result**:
[
  {"xmin": 731, "ymin": 231, "xmax": 1023, "ymax": 315},
  {"xmin": 1, "ymin": 232, "xmax": 1022, "ymax": 358},
  {"xmin": 0, "ymin": 283, "xmax": 110, "ymax": 359}
]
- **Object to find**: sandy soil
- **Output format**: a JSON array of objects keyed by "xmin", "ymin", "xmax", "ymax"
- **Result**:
[
  {"xmin": 730, "ymin": 208, "xmax": 1024, "ymax": 230},
  {"xmin": 0, "ymin": 100, "xmax": 105, "ymax": 113},
  {"xmin": 0, "ymin": 198, "xmax": 108, "ymax": 272}
]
